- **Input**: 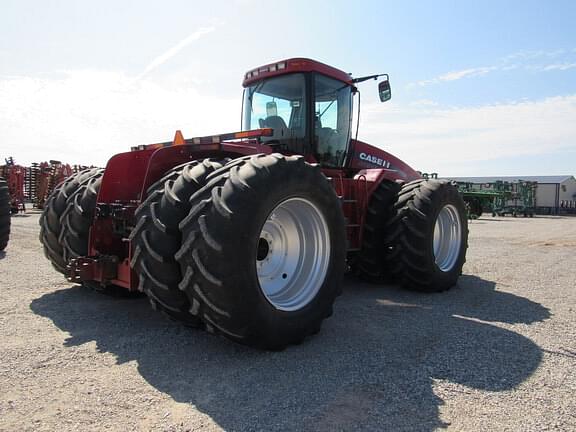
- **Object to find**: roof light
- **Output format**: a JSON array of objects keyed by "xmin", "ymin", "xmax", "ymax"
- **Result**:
[{"xmin": 244, "ymin": 62, "xmax": 290, "ymax": 81}]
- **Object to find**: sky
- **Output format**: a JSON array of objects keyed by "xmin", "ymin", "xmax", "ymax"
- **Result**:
[{"xmin": 1, "ymin": 0, "xmax": 575, "ymax": 176}]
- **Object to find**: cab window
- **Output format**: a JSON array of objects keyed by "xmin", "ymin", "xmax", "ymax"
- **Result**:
[{"xmin": 314, "ymin": 74, "xmax": 352, "ymax": 167}]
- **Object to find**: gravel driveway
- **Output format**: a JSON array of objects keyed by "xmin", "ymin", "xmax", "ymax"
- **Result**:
[{"xmin": 0, "ymin": 212, "xmax": 574, "ymax": 431}]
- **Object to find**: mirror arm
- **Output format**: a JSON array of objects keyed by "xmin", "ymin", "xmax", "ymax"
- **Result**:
[{"xmin": 352, "ymin": 73, "xmax": 389, "ymax": 84}]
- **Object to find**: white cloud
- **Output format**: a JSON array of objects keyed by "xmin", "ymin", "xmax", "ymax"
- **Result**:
[
  {"xmin": 0, "ymin": 70, "xmax": 238, "ymax": 166},
  {"xmin": 437, "ymin": 67, "xmax": 495, "ymax": 81},
  {"xmin": 501, "ymin": 49, "xmax": 566, "ymax": 62},
  {"xmin": 410, "ymin": 48, "xmax": 576, "ymax": 87},
  {"xmin": 137, "ymin": 27, "xmax": 216, "ymax": 79},
  {"xmin": 358, "ymin": 95, "xmax": 576, "ymax": 174},
  {"xmin": 414, "ymin": 66, "xmax": 498, "ymax": 86},
  {"xmin": 542, "ymin": 63, "xmax": 576, "ymax": 71}
]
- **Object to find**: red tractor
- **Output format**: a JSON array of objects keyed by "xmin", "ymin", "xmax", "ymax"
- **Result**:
[{"xmin": 39, "ymin": 58, "xmax": 468, "ymax": 350}]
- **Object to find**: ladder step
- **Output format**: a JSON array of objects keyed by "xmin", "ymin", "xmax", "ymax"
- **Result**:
[
  {"xmin": 342, "ymin": 199, "xmax": 357, "ymax": 203},
  {"xmin": 346, "ymin": 224, "xmax": 360, "ymax": 228}
]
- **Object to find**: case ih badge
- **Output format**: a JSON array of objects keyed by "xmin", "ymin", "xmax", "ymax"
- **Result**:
[{"xmin": 358, "ymin": 152, "xmax": 391, "ymax": 168}]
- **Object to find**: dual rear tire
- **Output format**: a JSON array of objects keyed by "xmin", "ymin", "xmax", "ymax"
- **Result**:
[
  {"xmin": 357, "ymin": 178, "xmax": 468, "ymax": 292},
  {"xmin": 39, "ymin": 168, "xmax": 103, "ymax": 274}
]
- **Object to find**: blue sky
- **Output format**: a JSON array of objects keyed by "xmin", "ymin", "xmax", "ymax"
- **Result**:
[{"xmin": 1, "ymin": 0, "xmax": 575, "ymax": 175}]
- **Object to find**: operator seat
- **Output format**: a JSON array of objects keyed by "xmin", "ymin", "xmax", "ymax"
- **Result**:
[
  {"xmin": 315, "ymin": 115, "xmax": 336, "ymax": 162},
  {"xmin": 261, "ymin": 115, "xmax": 288, "ymax": 139}
]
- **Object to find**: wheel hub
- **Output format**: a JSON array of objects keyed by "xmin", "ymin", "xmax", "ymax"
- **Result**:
[
  {"xmin": 256, "ymin": 198, "xmax": 330, "ymax": 311},
  {"xmin": 433, "ymin": 204, "xmax": 462, "ymax": 272}
]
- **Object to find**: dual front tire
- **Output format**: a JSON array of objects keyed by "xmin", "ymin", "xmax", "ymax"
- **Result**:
[{"xmin": 131, "ymin": 154, "xmax": 346, "ymax": 350}]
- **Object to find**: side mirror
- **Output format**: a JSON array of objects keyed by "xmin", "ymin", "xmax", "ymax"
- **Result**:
[{"xmin": 378, "ymin": 79, "xmax": 391, "ymax": 102}]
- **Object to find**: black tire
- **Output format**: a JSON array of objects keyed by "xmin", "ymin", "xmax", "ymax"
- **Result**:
[
  {"xmin": 176, "ymin": 154, "xmax": 346, "ymax": 350},
  {"xmin": 129, "ymin": 159, "xmax": 224, "ymax": 326},
  {"xmin": 39, "ymin": 168, "xmax": 102, "ymax": 273},
  {"xmin": 60, "ymin": 169, "xmax": 104, "ymax": 263},
  {"xmin": 0, "ymin": 177, "xmax": 10, "ymax": 252},
  {"xmin": 393, "ymin": 179, "xmax": 468, "ymax": 292},
  {"xmin": 355, "ymin": 180, "xmax": 402, "ymax": 282},
  {"xmin": 467, "ymin": 198, "xmax": 483, "ymax": 218}
]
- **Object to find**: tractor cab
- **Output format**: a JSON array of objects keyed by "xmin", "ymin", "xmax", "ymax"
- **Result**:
[{"xmin": 242, "ymin": 58, "xmax": 390, "ymax": 168}]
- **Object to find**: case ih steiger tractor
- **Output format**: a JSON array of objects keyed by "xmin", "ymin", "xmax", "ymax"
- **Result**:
[{"xmin": 39, "ymin": 58, "xmax": 468, "ymax": 350}]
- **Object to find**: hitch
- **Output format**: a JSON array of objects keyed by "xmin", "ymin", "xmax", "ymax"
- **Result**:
[
  {"xmin": 67, "ymin": 255, "xmax": 119, "ymax": 284},
  {"xmin": 96, "ymin": 202, "xmax": 137, "ymax": 236}
]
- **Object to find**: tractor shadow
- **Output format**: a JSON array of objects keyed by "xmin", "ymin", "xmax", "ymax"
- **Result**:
[{"xmin": 30, "ymin": 274, "xmax": 549, "ymax": 431}]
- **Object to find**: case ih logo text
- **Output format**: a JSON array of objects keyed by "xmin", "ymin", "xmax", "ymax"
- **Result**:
[{"xmin": 359, "ymin": 152, "xmax": 391, "ymax": 168}]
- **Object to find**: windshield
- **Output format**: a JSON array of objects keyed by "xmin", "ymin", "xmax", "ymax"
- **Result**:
[
  {"xmin": 242, "ymin": 72, "xmax": 352, "ymax": 168},
  {"xmin": 242, "ymin": 73, "xmax": 306, "ymax": 142}
]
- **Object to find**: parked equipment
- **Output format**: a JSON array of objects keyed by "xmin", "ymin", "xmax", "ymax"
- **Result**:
[
  {"xmin": 455, "ymin": 182, "xmax": 504, "ymax": 219},
  {"xmin": 39, "ymin": 58, "xmax": 469, "ymax": 349},
  {"xmin": 492, "ymin": 180, "xmax": 537, "ymax": 217},
  {"xmin": 0, "ymin": 177, "xmax": 10, "ymax": 251},
  {"xmin": 30, "ymin": 161, "xmax": 75, "ymax": 209},
  {"xmin": 0, "ymin": 158, "xmax": 26, "ymax": 213},
  {"xmin": 1, "ymin": 159, "xmax": 83, "ymax": 211}
]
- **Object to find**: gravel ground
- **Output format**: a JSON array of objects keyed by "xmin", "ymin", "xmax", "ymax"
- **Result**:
[{"xmin": 0, "ymin": 212, "xmax": 575, "ymax": 431}]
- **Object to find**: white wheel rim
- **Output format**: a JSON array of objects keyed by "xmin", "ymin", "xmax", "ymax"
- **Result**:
[
  {"xmin": 256, "ymin": 198, "xmax": 330, "ymax": 311},
  {"xmin": 433, "ymin": 204, "xmax": 462, "ymax": 272}
]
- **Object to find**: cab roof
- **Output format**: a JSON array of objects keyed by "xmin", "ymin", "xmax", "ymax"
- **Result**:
[{"xmin": 242, "ymin": 58, "xmax": 353, "ymax": 87}]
